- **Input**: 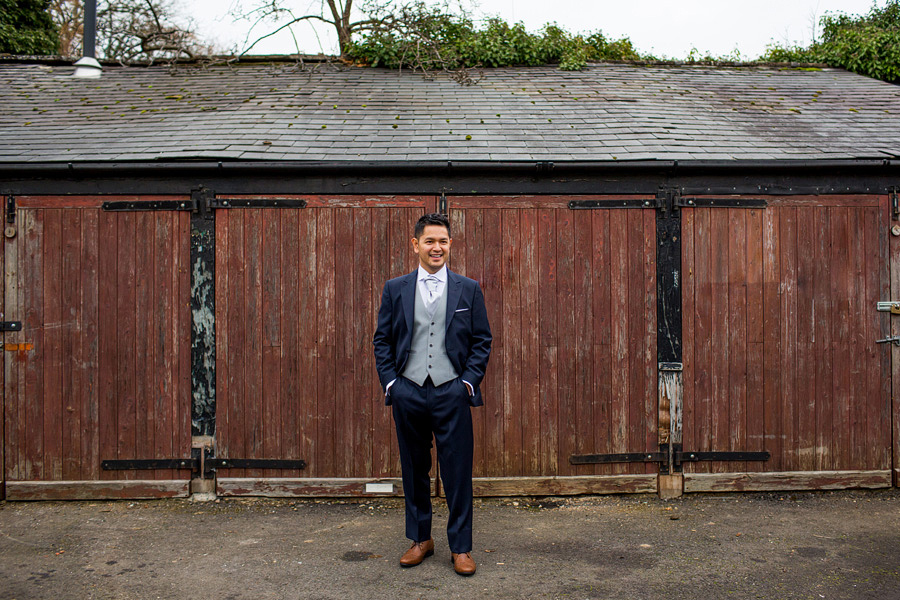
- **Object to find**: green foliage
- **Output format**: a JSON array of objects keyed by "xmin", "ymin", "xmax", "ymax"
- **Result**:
[
  {"xmin": 347, "ymin": 3, "xmax": 640, "ymax": 72},
  {"xmin": 0, "ymin": 0, "xmax": 59, "ymax": 55},
  {"xmin": 761, "ymin": 0, "xmax": 900, "ymax": 83}
]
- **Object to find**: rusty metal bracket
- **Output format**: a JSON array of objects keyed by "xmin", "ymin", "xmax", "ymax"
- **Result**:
[
  {"xmin": 570, "ymin": 448, "xmax": 770, "ymax": 466},
  {"xmin": 102, "ymin": 449, "xmax": 308, "ymax": 479}
]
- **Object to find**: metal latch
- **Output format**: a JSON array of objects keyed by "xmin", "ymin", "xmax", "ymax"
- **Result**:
[
  {"xmin": 876, "ymin": 302, "xmax": 900, "ymax": 314},
  {"xmin": 876, "ymin": 335, "xmax": 900, "ymax": 347},
  {"xmin": 0, "ymin": 321, "xmax": 22, "ymax": 332}
]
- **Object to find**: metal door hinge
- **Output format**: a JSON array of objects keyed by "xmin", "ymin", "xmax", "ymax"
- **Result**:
[
  {"xmin": 891, "ymin": 188, "xmax": 899, "ymax": 221},
  {"xmin": 102, "ymin": 449, "xmax": 307, "ymax": 479},
  {"xmin": 6, "ymin": 195, "xmax": 14, "ymax": 224},
  {"xmin": 570, "ymin": 447, "xmax": 770, "ymax": 467},
  {"xmin": 0, "ymin": 321, "xmax": 22, "ymax": 332}
]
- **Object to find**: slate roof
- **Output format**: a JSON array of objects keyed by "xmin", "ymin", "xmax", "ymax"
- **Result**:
[{"xmin": 1, "ymin": 59, "xmax": 899, "ymax": 163}]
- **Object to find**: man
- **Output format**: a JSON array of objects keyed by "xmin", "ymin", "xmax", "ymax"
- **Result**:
[{"xmin": 372, "ymin": 213, "xmax": 492, "ymax": 576}]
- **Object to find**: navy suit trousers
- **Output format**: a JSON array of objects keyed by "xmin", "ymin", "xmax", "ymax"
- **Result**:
[{"xmin": 390, "ymin": 375, "xmax": 474, "ymax": 553}]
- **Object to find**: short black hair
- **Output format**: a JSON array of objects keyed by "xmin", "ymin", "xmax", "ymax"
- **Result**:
[{"xmin": 414, "ymin": 213, "xmax": 451, "ymax": 239}]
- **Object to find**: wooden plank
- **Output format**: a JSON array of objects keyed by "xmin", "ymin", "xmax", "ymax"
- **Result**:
[
  {"xmin": 244, "ymin": 209, "xmax": 264, "ymax": 471},
  {"xmin": 762, "ymin": 207, "xmax": 783, "ymax": 472},
  {"xmin": 537, "ymin": 208, "xmax": 558, "ymax": 476},
  {"xmin": 709, "ymin": 208, "xmax": 729, "ymax": 471},
  {"xmin": 218, "ymin": 477, "xmax": 404, "ymax": 497},
  {"xmin": 684, "ymin": 470, "xmax": 892, "ymax": 493},
  {"xmin": 316, "ymin": 208, "xmax": 336, "ymax": 476},
  {"xmin": 680, "ymin": 208, "xmax": 695, "ymax": 465},
  {"xmin": 6, "ymin": 479, "xmax": 190, "ymax": 500},
  {"xmin": 464, "ymin": 208, "xmax": 489, "ymax": 478},
  {"xmin": 80, "ymin": 210, "xmax": 99, "ymax": 481},
  {"xmin": 0, "ymin": 211, "xmax": 5, "ymax": 490},
  {"xmin": 481, "ymin": 209, "xmax": 504, "ymax": 476},
  {"xmin": 42, "ymin": 209, "xmax": 62, "ymax": 480},
  {"xmin": 370, "ymin": 207, "xmax": 392, "ymax": 476},
  {"xmin": 554, "ymin": 209, "xmax": 575, "ymax": 476},
  {"xmin": 795, "ymin": 207, "xmax": 816, "ymax": 471},
  {"xmin": 745, "ymin": 209, "xmax": 764, "ymax": 471},
  {"xmin": 2, "ymin": 206, "xmax": 17, "ymax": 486},
  {"xmin": 691, "ymin": 208, "xmax": 712, "ymax": 472},
  {"xmin": 97, "ymin": 211, "xmax": 116, "ymax": 479},
  {"xmin": 640, "ymin": 210, "xmax": 657, "ymax": 472},
  {"xmin": 762, "ymin": 195, "xmax": 883, "ymax": 208},
  {"xmin": 893, "ymin": 196, "xmax": 900, "ymax": 485},
  {"xmin": 115, "ymin": 212, "xmax": 137, "ymax": 477},
  {"xmin": 500, "ymin": 209, "xmax": 522, "ymax": 475},
  {"xmin": 868, "ymin": 201, "xmax": 890, "ymax": 471},
  {"xmin": 298, "ymin": 209, "xmax": 318, "ymax": 477},
  {"xmin": 847, "ymin": 208, "xmax": 867, "ymax": 471},
  {"xmin": 175, "ymin": 212, "xmax": 192, "ymax": 466},
  {"xmin": 473, "ymin": 475, "xmax": 657, "ymax": 496},
  {"xmin": 812, "ymin": 207, "xmax": 834, "ymax": 471},
  {"xmin": 520, "ymin": 209, "xmax": 541, "ymax": 476},
  {"xmin": 215, "ymin": 207, "xmax": 231, "ymax": 467},
  {"xmin": 220, "ymin": 195, "xmax": 427, "ymax": 209},
  {"xmin": 572, "ymin": 208, "xmax": 593, "ymax": 473},
  {"xmin": 779, "ymin": 208, "xmax": 798, "ymax": 471},
  {"xmin": 133, "ymin": 212, "xmax": 153, "ymax": 478},
  {"xmin": 60, "ymin": 209, "xmax": 83, "ymax": 480},
  {"xmin": 452, "ymin": 195, "xmax": 653, "ymax": 210},
  {"xmin": 261, "ymin": 209, "xmax": 282, "ymax": 478},
  {"xmin": 590, "ymin": 209, "xmax": 612, "ymax": 476},
  {"xmin": 153, "ymin": 212, "xmax": 173, "ymax": 480},
  {"xmin": 607, "ymin": 210, "xmax": 629, "ymax": 474},
  {"xmin": 725, "ymin": 208, "xmax": 750, "ymax": 471},
  {"xmin": 830, "ymin": 207, "xmax": 851, "ymax": 471},
  {"xmin": 223, "ymin": 209, "xmax": 246, "ymax": 473},
  {"xmin": 353, "ymin": 207, "xmax": 374, "ymax": 478},
  {"xmin": 333, "ymin": 208, "xmax": 353, "ymax": 477},
  {"xmin": 279, "ymin": 209, "xmax": 302, "ymax": 477}
]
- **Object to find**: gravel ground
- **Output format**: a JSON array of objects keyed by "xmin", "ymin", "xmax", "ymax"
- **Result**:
[{"xmin": 1, "ymin": 489, "xmax": 899, "ymax": 600}]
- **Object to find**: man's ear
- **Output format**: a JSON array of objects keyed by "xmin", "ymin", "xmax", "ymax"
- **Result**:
[{"xmin": 411, "ymin": 237, "xmax": 419, "ymax": 252}]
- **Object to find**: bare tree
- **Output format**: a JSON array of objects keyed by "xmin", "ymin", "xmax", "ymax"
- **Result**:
[
  {"xmin": 49, "ymin": 0, "xmax": 216, "ymax": 61},
  {"xmin": 233, "ymin": 0, "xmax": 387, "ymax": 57}
]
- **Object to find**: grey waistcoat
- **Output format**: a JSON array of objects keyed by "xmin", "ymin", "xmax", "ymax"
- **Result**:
[{"xmin": 401, "ymin": 279, "xmax": 458, "ymax": 386}]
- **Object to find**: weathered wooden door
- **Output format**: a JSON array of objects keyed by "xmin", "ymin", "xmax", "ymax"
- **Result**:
[
  {"xmin": 2, "ymin": 196, "xmax": 193, "ymax": 499},
  {"xmin": 213, "ymin": 196, "xmax": 429, "ymax": 494},
  {"xmin": 680, "ymin": 195, "xmax": 892, "ymax": 491},
  {"xmin": 449, "ymin": 196, "xmax": 659, "ymax": 495}
]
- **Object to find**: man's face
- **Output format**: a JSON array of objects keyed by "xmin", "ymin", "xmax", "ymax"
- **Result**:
[{"xmin": 412, "ymin": 224, "xmax": 452, "ymax": 274}]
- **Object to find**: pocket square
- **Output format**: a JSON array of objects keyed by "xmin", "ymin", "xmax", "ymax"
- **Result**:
[{"xmin": 455, "ymin": 308, "xmax": 469, "ymax": 313}]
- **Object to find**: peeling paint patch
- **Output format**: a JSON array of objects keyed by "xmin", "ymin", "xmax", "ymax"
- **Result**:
[{"xmin": 191, "ymin": 219, "xmax": 216, "ymax": 436}]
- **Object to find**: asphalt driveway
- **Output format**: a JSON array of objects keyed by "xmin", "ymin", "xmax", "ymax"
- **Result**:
[{"xmin": 1, "ymin": 489, "xmax": 898, "ymax": 599}]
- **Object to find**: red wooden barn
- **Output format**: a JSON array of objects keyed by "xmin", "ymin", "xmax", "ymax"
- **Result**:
[{"xmin": 1, "ymin": 57, "xmax": 898, "ymax": 500}]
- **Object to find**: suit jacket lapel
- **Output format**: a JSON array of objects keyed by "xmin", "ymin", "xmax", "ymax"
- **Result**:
[
  {"xmin": 401, "ymin": 270, "xmax": 417, "ymax": 334},
  {"xmin": 445, "ymin": 270, "xmax": 462, "ymax": 330}
]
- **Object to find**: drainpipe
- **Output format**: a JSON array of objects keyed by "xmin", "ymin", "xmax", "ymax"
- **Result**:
[{"xmin": 73, "ymin": 0, "xmax": 102, "ymax": 78}]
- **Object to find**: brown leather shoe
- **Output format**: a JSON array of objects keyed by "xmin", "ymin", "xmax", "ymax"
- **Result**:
[
  {"xmin": 399, "ymin": 539, "xmax": 434, "ymax": 567},
  {"xmin": 451, "ymin": 552, "xmax": 476, "ymax": 576}
]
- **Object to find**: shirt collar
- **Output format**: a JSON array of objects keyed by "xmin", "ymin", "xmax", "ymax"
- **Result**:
[{"xmin": 417, "ymin": 265, "xmax": 447, "ymax": 283}]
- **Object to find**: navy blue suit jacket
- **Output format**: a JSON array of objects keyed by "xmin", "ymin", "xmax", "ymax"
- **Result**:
[{"xmin": 373, "ymin": 269, "xmax": 492, "ymax": 407}]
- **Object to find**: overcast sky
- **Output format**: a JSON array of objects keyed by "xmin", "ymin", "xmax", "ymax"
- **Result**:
[{"xmin": 186, "ymin": 0, "xmax": 887, "ymax": 59}]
